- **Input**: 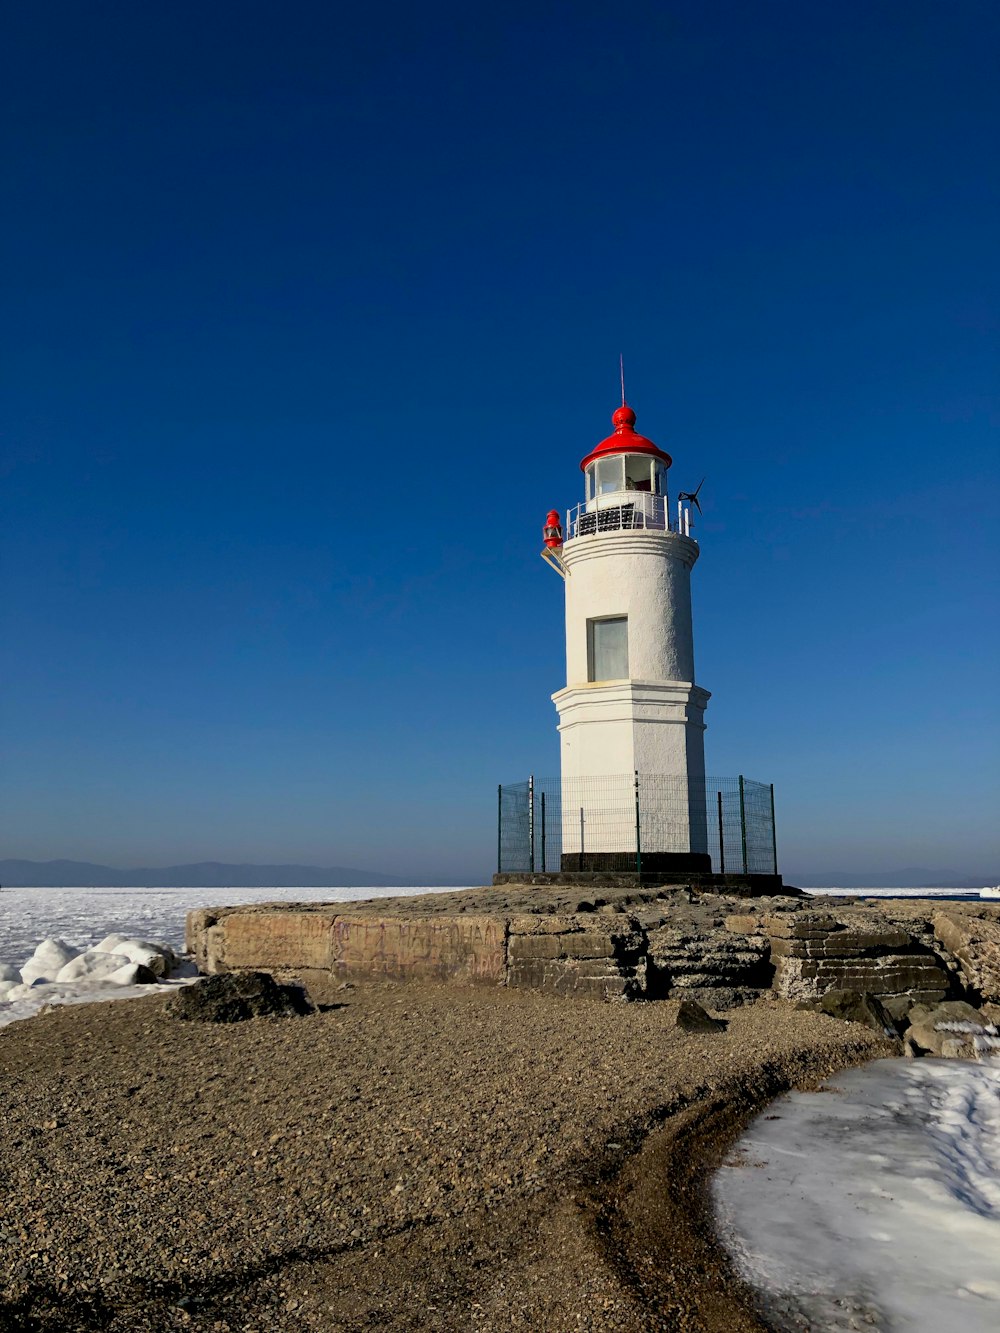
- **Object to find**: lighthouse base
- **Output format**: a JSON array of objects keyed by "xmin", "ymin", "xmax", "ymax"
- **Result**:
[
  {"xmin": 492, "ymin": 869, "xmax": 792, "ymax": 896},
  {"xmin": 560, "ymin": 850, "xmax": 712, "ymax": 874}
]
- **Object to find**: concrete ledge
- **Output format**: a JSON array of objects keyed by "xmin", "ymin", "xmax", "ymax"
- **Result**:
[{"xmin": 184, "ymin": 889, "xmax": 1000, "ymax": 1011}]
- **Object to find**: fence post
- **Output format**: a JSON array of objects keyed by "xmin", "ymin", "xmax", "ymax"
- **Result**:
[
  {"xmin": 738, "ymin": 774, "xmax": 748, "ymax": 874},
  {"xmin": 528, "ymin": 775, "xmax": 535, "ymax": 873},
  {"xmin": 497, "ymin": 784, "xmax": 502, "ymax": 874},
  {"xmin": 579, "ymin": 807, "xmax": 584, "ymax": 872},
  {"xmin": 541, "ymin": 791, "xmax": 546, "ymax": 873},
  {"xmin": 634, "ymin": 770, "xmax": 642, "ymax": 877},
  {"xmin": 717, "ymin": 790, "xmax": 725, "ymax": 874},
  {"xmin": 769, "ymin": 782, "xmax": 778, "ymax": 876}
]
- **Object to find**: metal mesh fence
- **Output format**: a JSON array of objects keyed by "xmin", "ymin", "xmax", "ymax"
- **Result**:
[{"xmin": 497, "ymin": 774, "xmax": 777, "ymax": 875}]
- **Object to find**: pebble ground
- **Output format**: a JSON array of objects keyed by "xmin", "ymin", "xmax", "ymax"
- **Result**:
[{"xmin": 0, "ymin": 983, "xmax": 889, "ymax": 1331}]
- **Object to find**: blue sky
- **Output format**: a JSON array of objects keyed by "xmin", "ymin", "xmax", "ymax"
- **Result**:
[{"xmin": 2, "ymin": 0, "xmax": 997, "ymax": 882}]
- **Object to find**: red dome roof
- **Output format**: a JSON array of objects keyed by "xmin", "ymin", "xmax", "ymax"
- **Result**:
[{"xmin": 580, "ymin": 404, "xmax": 672, "ymax": 471}]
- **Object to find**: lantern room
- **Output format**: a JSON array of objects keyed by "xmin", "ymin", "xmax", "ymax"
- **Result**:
[{"xmin": 580, "ymin": 404, "xmax": 672, "ymax": 503}]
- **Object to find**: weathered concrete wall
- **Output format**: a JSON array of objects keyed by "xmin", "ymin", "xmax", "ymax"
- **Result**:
[
  {"xmin": 506, "ymin": 914, "xmax": 647, "ymax": 1000},
  {"xmin": 187, "ymin": 903, "xmax": 650, "ymax": 999},
  {"xmin": 185, "ymin": 889, "xmax": 1000, "ymax": 1009},
  {"xmin": 724, "ymin": 911, "xmax": 950, "ymax": 1003},
  {"xmin": 331, "ymin": 915, "xmax": 506, "ymax": 984}
]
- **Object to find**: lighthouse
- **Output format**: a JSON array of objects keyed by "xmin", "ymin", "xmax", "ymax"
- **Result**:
[{"xmin": 545, "ymin": 400, "xmax": 712, "ymax": 873}]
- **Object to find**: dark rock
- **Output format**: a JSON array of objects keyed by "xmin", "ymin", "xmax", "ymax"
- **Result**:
[
  {"xmin": 674, "ymin": 999, "xmax": 725, "ymax": 1033},
  {"xmin": 797, "ymin": 990, "xmax": 896, "ymax": 1036},
  {"xmin": 168, "ymin": 971, "xmax": 316, "ymax": 1023}
]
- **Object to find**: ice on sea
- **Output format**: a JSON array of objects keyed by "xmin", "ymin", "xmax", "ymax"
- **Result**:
[
  {"xmin": 0, "ymin": 884, "xmax": 456, "ymax": 1029},
  {"xmin": 712, "ymin": 1057, "xmax": 1000, "ymax": 1333}
]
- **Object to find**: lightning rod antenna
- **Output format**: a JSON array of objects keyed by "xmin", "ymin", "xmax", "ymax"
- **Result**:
[{"xmin": 619, "ymin": 354, "xmax": 626, "ymax": 407}]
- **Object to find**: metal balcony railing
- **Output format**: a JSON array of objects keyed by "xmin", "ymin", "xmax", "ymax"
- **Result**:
[{"xmin": 565, "ymin": 494, "xmax": 697, "ymax": 540}]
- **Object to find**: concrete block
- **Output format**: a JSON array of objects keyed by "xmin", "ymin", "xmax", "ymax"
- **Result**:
[
  {"xmin": 561, "ymin": 931, "xmax": 622, "ymax": 959},
  {"xmin": 218, "ymin": 911, "xmax": 337, "ymax": 972},
  {"xmin": 331, "ymin": 914, "xmax": 506, "ymax": 984},
  {"xmin": 507, "ymin": 934, "xmax": 564, "ymax": 961}
]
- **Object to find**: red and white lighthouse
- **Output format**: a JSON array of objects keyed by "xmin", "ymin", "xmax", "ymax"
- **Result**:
[{"xmin": 544, "ymin": 400, "xmax": 711, "ymax": 872}]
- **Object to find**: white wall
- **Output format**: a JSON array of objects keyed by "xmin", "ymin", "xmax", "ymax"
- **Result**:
[
  {"xmin": 553, "ymin": 528, "xmax": 710, "ymax": 856},
  {"xmin": 562, "ymin": 530, "xmax": 699, "ymax": 686}
]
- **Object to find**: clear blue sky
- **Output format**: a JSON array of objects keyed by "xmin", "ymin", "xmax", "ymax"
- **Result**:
[{"xmin": 2, "ymin": 1, "xmax": 997, "ymax": 882}]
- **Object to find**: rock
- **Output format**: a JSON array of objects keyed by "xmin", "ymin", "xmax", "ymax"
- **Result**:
[
  {"xmin": 797, "ymin": 990, "xmax": 896, "ymax": 1036},
  {"xmin": 167, "ymin": 971, "xmax": 316, "ymax": 1023},
  {"xmin": 933, "ymin": 912, "xmax": 1000, "ymax": 1004},
  {"xmin": 674, "ymin": 999, "xmax": 725, "ymax": 1032},
  {"xmin": 904, "ymin": 1000, "xmax": 999, "ymax": 1059},
  {"xmin": 908, "ymin": 999, "xmax": 983, "ymax": 1028},
  {"xmin": 882, "ymin": 994, "xmax": 921, "ymax": 1027},
  {"xmin": 20, "ymin": 939, "xmax": 80, "ymax": 986}
]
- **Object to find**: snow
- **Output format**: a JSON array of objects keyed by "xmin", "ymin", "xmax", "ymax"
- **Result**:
[
  {"xmin": 712, "ymin": 1057, "xmax": 1000, "ymax": 1332},
  {"xmin": 804, "ymin": 887, "xmax": 984, "ymax": 899},
  {"xmin": 0, "ymin": 884, "xmax": 464, "ymax": 1030}
]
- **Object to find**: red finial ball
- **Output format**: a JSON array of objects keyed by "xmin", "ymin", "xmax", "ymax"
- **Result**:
[{"xmin": 612, "ymin": 405, "xmax": 636, "ymax": 430}]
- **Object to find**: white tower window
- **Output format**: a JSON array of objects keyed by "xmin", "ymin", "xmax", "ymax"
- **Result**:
[{"xmin": 587, "ymin": 616, "xmax": 629, "ymax": 682}]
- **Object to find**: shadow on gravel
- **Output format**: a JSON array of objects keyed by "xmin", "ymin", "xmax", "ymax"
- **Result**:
[{"xmin": 0, "ymin": 1217, "xmax": 433, "ymax": 1332}]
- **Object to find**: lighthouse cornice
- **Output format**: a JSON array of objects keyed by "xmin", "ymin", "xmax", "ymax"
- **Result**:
[
  {"xmin": 553, "ymin": 680, "xmax": 711, "ymax": 713},
  {"xmin": 562, "ymin": 529, "xmax": 700, "ymax": 569}
]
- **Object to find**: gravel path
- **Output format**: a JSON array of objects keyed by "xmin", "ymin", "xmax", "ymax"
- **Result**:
[{"xmin": 0, "ymin": 983, "xmax": 890, "ymax": 1331}]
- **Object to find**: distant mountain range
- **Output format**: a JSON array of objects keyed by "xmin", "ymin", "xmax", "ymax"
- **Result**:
[
  {"xmin": 2, "ymin": 859, "xmax": 993, "ymax": 891},
  {"xmin": 790, "ymin": 868, "xmax": 997, "ymax": 889},
  {"xmin": 0, "ymin": 859, "xmax": 471, "ymax": 889}
]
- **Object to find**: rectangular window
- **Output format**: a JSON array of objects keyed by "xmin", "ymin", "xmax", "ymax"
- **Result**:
[{"xmin": 587, "ymin": 616, "xmax": 628, "ymax": 681}]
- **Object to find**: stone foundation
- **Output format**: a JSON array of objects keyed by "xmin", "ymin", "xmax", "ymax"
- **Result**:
[
  {"xmin": 185, "ymin": 887, "xmax": 1000, "ymax": 1011},
  {"xmin": 493, "ymin": 870, "xmax": 792, "ymax": 896}
]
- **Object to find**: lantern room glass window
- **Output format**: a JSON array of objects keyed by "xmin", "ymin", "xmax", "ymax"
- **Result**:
[
  {"xmin": 624, "ymin": 455, "xmax": 654, "ymax": 492},
  {"xmin": 596, "ymin": 456, "xmax": 624, "ymax": 494},
  {"xmin": 588, "ymin": 616, "xmax": 629, "ymax": 682}
]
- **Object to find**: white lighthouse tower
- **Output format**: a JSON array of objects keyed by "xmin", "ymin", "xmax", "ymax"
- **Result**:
[{"xmin": 545, "ymin": 399, "xmax": 712, "ymax": 873}]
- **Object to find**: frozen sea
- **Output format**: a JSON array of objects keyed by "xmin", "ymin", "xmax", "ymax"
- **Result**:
[{"xmin": 0, "ymin": 884, "xmax": 462, "ymax": 1028}]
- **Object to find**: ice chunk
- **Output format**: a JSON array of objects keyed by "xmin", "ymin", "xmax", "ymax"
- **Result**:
[
  {"xmin": 55, "ymin": 950, "xmax": 131, "ymax": 984},
  {"xmin": 93, "ymin": 933, "xmax": 131, "ymax": 953},
  {"xmin": 110, "ymin": 940, "xmax": 172, "ymax": 977},
  {"xmin": 5, "ymin": 980, "xmax": 58, "ymax": 1001},
  {"xmin": 20, "ymin": 938, "xmax": 80, "ymax": 986},
  {"xmin": 0, "ymin": 963, "xmax": 20, "ymax": 985}
]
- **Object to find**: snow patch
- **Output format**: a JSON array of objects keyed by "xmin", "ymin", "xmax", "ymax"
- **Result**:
[{"xmin": 712, "ymin": 1058, "xmax": 1000, "ymax": 1332}]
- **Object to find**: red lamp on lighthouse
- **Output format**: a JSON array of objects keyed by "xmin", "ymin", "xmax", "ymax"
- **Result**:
[{"xmin": 540, "ymin": 508, "xmax": 568, "ymax": 576}]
